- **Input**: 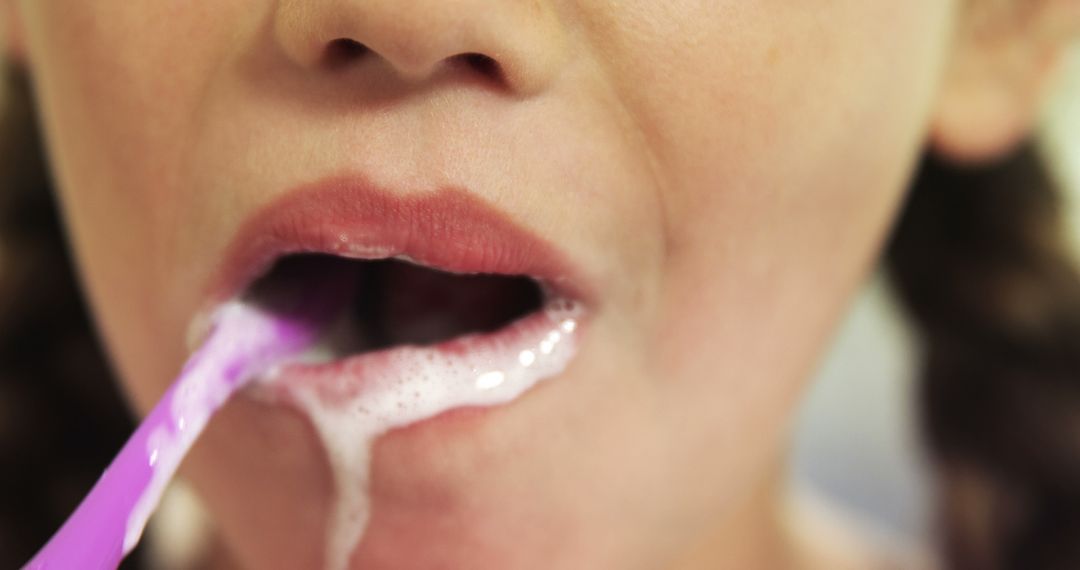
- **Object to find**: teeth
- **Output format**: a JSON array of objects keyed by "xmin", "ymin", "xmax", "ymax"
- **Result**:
[
  {"xmin": 323, "ymin": 242, "xmax": 448, "ymax": 266},
  {"xmin": 328, "ymin": 241, "xmax": 397, "ymax": 260},
  {"xmin": 391, "ymin": 253, "xmax": 422, "ymax": 265}
]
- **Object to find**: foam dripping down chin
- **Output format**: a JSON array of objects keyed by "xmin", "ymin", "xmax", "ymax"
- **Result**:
[{"xmin": 251, "ymin": 299, "xmax": 583, "ymax": 570}]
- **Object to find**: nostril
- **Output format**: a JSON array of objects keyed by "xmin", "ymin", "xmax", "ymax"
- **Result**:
[
  {"xmin": 324, "ymin": 38, "xmax": 370, "ymax": 67},
  {"xmin": 318, "ymin": 41, "xmax": 505, "ymax": 86},
  {"xmin": 454, "ymin": 53, "xmax": 504, "ymax": 84}
]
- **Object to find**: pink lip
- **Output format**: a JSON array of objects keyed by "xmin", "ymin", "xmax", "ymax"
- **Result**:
[{"xmin": 206, "ymin": 175, "xmax": 594, "ymax": 308}]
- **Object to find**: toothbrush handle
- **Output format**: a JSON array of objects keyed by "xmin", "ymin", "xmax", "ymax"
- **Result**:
[
  {"xmin": 24, "ymin": 326, "xmax": 260, "ymax": 570},
  {"xmin": 25, "ymin": 272, "xmax": 352, "ymax": 569},
  {"xmin": 24, "ymin": 390, "xmax": 178, "ymax": 570}
]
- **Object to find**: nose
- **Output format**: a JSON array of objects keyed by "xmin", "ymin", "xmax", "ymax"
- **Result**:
[{"xmin": 274, "ymin": 0, "xmax": 569, "ymax": 95}]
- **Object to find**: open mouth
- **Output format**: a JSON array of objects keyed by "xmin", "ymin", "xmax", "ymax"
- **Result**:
[
  {"xmin": 241, "ymin": 251, "xmax": 587, "ymax": 570},
  {"xmin": 207, "ymin": 180, "xmax": 591, "ymax": 403},
  {"xmin": 236, "ymin": 228, "xmax": 586, "ymax": 570},
  {"xmin": 241, "ymin": 250, "xmax": 583, "ymax": 404},
  {"xmin": 244, "ymin": 252, "xmax": 552, "ymax": 366},
  {"xmin": 207, "ymin": 181, "xmax": 590, "ymax": 569},
  {"xmin": 249, "ymin": 254, "xmax": 584, "ymax": 570}
]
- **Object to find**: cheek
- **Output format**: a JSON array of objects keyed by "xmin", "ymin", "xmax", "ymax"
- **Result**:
[
  {"xmin": 593, "ymin": 0, "xmax": 955, "ymax": 499},
  {"xmin": 18, "ymin": 1, "xmax": 260, "ymax": 407}
]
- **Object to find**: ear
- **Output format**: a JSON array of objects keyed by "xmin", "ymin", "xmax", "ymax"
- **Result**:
[{"xmin": 930, "ymin": 0, "xmax": 1080, "ymax": 165}]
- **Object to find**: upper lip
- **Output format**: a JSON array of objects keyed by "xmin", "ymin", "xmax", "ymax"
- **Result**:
[{"xmin": 204, "ymin": 175, "xmax": 595, "ymax": 315}]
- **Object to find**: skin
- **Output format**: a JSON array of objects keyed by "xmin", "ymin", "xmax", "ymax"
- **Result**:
[{"xmin": 3, "ymin": 0, "xmax": 1073, "ymax": 568}]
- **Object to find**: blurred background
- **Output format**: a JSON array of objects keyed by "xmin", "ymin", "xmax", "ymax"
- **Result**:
[{"xmin": 788, "ymin": 46, "xmax": 1080, "ymax": 567}]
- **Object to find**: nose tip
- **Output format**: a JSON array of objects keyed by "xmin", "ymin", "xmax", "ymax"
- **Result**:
[{"xmin": 274, "ymin": 0, "xmax": 567, "ymax": 95}]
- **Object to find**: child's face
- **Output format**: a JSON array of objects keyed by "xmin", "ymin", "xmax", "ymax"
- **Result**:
[{"xmin": 13, "ymin": 1, "xmax": 954, "ymax": 567}]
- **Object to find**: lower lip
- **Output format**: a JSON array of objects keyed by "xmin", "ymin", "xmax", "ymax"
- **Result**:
[{"xmin": 248, "ymin": 298, "xmax": 585, "ymax": 570}]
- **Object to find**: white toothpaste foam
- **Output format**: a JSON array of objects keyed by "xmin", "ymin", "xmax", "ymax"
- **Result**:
[{"xmin": 255, "ymin": 300, "xmax": 582, "ymax": 570}]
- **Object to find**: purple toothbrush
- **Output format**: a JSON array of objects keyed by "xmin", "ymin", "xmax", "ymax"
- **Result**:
[{"xmin": 25, "ymin": 261, "xmax": 352, "ymax": 569}]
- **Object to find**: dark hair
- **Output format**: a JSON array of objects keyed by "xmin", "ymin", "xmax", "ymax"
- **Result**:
[
  {"xmin": 888, "ymin": 145, "xmax": 1080, "ymax": 569},
  {"xmin": 0, "ymin": 69, "xmax": 142, "ymax": 567},
  {"xmin": 1, "ymin": 61, "xmax": 1077, "ymax": 570}
]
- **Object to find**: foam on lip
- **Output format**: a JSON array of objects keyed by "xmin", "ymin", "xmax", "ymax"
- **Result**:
[{"xmin": 252, "ymin": 298, "xmax": 583, "ymax": 570}]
